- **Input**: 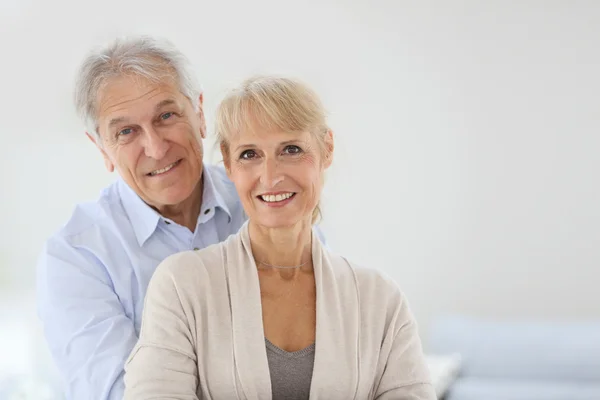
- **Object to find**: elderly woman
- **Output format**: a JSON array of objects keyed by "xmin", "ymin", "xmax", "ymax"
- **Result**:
[{"xmin": 124, "ymin": 76, "xmax": 436, "ymax": 400}]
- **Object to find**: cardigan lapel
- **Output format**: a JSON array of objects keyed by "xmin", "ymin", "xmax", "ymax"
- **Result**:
[
  {"xmin": 310, "ymin": 233, "xmax": 361, "ymax": 400},
  {"xmin": 225, "ymin": 222, "xmax": 362, "ymax": 399},
  {"xmin": 226, "ymin": 222, "xmax": 273, "ymax": 400}
]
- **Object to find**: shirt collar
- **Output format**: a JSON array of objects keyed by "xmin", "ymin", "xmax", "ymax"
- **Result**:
[
  {"xmin": 201, "ymin": 163, "xmax": 232, "ymax": 220},
  {"xmin": 119, "ymin": 163, "xmax": 233, "ymax": 246}
]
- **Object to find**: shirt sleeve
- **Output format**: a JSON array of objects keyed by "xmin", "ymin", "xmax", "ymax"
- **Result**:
[
  {"xmin": 374, "ymin": 290, "xmax": 437, "ymax": 400},
  {"xmin": 123, "ymin": 259, "xmax": 199, "ymax": 400},
  {"xmin": 36, "ymin": 236, "xmax": 138, "ymax": 400}
]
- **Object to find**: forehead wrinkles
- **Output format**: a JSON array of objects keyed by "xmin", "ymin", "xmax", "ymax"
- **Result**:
[{"xmin": 98, "ymin": 84, "xmax": 164, "ymax": 116}]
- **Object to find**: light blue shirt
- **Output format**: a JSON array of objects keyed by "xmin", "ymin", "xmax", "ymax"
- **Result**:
[{"xmin": 36, "ymin": 164, "xmax": 247, "ymax": 400}]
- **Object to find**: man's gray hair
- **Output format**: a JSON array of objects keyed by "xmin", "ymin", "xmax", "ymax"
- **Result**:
[{"xmin": 74, "ymin": 35, "xmax": 202, "ymax": 138}]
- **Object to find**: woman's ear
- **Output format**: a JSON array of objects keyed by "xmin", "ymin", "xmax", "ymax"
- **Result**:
[
  {"xmin": 197, "ymin": 94, "xmax": 207, "ymax": 139},
  {"xmin": 220, "ymin": 141, "xmax": 232, "ymax": 177},
  {"xmin": 323, "ymin": 130, "xmax": 334, "ymax": 168}
]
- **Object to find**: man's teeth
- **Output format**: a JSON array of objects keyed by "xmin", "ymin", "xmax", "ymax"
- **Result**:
[
  {"xmin": 150, "ymin": 161, "xmax": 178, "ymax": 176},
  {"xmin": 260, "ymin": 193, "xmax": 294, "ymax": 202}
]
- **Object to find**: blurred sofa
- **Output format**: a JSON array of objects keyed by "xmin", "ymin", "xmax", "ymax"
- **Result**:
[{"xmin": 428, "ymin": 315, "xmax": 600, "ymax": 400}]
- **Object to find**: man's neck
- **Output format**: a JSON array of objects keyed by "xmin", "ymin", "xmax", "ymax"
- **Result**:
[{"xmin": 156, "ymin": 177, "xmax": 203, "ymax": 232}]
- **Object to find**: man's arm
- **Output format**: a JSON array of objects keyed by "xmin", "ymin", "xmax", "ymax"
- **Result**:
[{"xmin": 37, "ymin": 236, "xmax": 138, "ymax": 400}]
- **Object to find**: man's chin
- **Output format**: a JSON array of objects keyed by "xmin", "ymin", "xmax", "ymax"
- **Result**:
[{"xmin": 145, "ymin": 184, "xmax": 198, "ymax": 207}]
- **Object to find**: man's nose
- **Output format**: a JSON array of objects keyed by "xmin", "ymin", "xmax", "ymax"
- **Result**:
[{"xmin": 143, "ymin": 127, "xmax": 169, "ymax": 160}]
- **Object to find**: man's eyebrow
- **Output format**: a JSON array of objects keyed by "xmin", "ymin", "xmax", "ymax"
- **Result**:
[
  {"xmin": 155, "ymin": 99, "xmax": 177, "ymax": 111},
  {"xmin": 107, "ymin": 99, "xmax": 178, "ymax": 128},
  {"xmin": 108, "ymin": 116, "xmax": 127, "ymax": 129}
]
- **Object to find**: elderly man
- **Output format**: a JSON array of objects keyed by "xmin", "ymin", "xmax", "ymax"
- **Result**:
[{"xmin": 36, "ymin": 36, "xmax": 249, "ymax": 400}]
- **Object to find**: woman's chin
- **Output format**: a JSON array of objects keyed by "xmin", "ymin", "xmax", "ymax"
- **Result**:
[{"xmin": 251, "ymin": 215, "xmax": 309, "ymax": 230}]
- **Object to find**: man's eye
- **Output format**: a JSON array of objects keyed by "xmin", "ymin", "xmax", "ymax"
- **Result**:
[
  {"xmin": 283, "ymin": 145, "xmax": 302, "ymax": 155},
  {"xmin": 119, "ymin": 128, "xmax": 133, "ymax": 136},
  {"xmin": 161, "ymin": 112, "xmax": 173, "ymax": 120},
  {"xmin": 240, "ymin": 150, "xmax": 257, "ymax": 160}
]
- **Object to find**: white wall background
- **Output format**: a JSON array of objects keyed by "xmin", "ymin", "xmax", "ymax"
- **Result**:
[{"xmin": 1, "ymin": 0, "xmax": 599, "ymax": 379}]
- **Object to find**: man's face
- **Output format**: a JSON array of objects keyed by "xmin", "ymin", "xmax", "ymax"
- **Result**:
[{"xmin": 93, "ymin": 75, "xmax": 206, "ymax": 210}]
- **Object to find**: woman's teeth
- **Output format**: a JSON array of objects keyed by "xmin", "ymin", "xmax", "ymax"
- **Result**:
[{"xmin": 260, "ymin": 193, "xmax": 294, "ymax": 202}]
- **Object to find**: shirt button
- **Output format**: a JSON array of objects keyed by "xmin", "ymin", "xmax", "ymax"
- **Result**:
[
  {"xmin": 193, "ymin": 247, "xmax": 199, "ymax": 251},
  {"xmin": 204, "ymin": 209, "xmax": 211, "ymax": 215},
  {"xmin": 164, "ymin": 220, "xmax": 171, "ymax": 225}
]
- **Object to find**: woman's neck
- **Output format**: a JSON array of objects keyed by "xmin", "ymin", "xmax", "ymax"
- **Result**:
[{"xmin": 249, "ymin": 219, "xmax": 313, "ymax": 275}]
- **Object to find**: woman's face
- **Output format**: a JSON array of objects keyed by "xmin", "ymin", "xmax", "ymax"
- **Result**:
[{"xmin": 224, "ymin": 125, "xmax": 333, "ymax": 229}]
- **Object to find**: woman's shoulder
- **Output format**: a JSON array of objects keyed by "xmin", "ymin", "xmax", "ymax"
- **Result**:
[
  {"xmin": 158, "ymin": 242, "xmax": 223, "ymax": 275},
  {"xmin": 150, "ymin": 235, "xmax": 237, "ymax": 293},
  {"xmin": 327, "ymin": 253, "xmax": 407, "ymax": 313},
  {"xmin": 330, "ymin": 255, "xmax": 417, "ymax": 335},
  {"xmin": 328, "ymin": 253, "xmax": 400, "ymax": 296}
]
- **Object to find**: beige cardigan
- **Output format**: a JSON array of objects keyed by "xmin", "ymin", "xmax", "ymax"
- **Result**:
[{"xmin": 124, "ymin": 222, "xmax": 436, "ymax": 399}]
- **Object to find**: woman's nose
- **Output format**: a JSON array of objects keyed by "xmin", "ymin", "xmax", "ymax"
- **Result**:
[{"xmin": 260, "ymin": 158, "xmax": 284, "ymax": 188}]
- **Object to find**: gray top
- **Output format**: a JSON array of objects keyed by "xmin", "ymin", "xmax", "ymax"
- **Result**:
[{"xmin": 266, "ymin": 339, "xmax": 315, "ymax": 400}]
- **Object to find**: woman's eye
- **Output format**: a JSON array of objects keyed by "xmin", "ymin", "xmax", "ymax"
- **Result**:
[
  {"xmin": 283, "ymin": 145, "xmax": 302, "ymax": 155},
  {"xmin": 240, "ymin": 150, "xmax": 257, "ymax": 160},
  {"xmin": 118, "ymin": 128, "xmax": 133, "ymax": 136},
  {"xmin": 161, "ymin": 112, "xmax": 173, "ymax": 120}
]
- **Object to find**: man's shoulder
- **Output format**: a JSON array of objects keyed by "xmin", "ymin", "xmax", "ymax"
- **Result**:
[
  {"xmin": 38, "ymin": 181, "xmax": 129, "ymax": 284},
  {"xmin": 204, "ymin": 162, "xmax": 229, "ymax": 182},
  {"xmin": 50, "ymin": 180, "xmax": 125, "ymax": 245},
  {"xmin": 205, "ymin": 163, "xmax": 236, "ymax": 196},
  {"xmin": 204, "ymin": 163, "xmax": 245, "ymax": 220}
]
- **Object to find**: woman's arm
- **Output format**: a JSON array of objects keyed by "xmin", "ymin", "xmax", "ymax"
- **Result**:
[
  {"xmin": 374, "ymin": 291, "xmax": 437, "ymax": 400},
  {"xmin": 123, "ymin": 259, "xmax": 200, "ymax": 400}
]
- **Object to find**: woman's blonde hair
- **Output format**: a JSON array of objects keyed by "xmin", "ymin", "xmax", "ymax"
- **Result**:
[{"xmin": 215, "ymin": 75, "xmax": 331, "ymax": 224}]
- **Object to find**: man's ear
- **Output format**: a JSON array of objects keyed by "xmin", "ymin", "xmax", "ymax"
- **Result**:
[
  {"xmin": 86, "ymin": 132, "xmax": 114, "ymax": 173},
  {"xmin": 220, "ymin": 141, "xmax": 232, "ymax": 177},
  {"xmin": 323, "ymin": 130, "xmax": 334, "ymax": 168},
  {"xmin": 197, "ymin": 93, "xmax": 206, "ymax": 139}
]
